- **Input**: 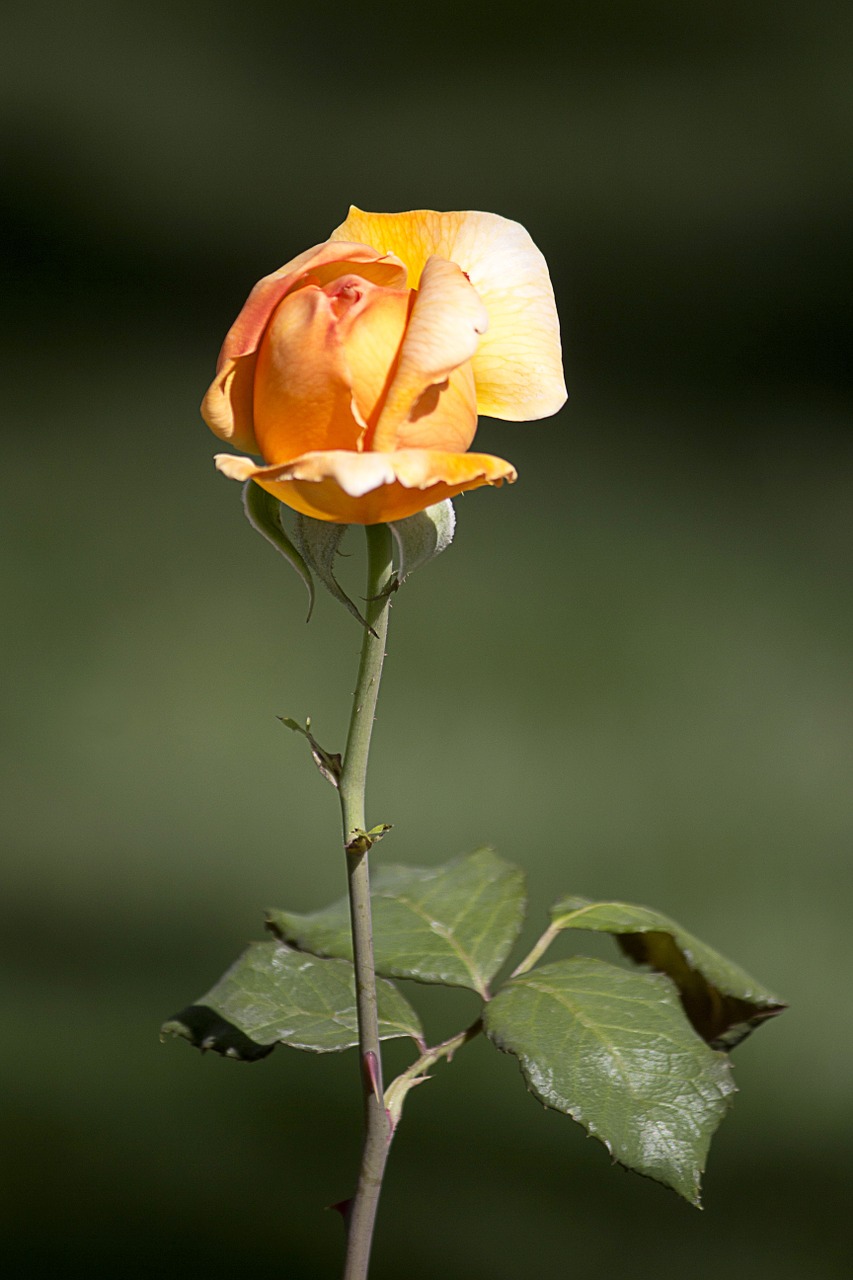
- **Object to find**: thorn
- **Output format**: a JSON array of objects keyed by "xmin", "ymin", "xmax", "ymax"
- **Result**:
[
  {"xmin": 363, "ymin": 1051, "xmax": 382, "ymax": 1101},
  {"xmin": 329, "ymin": 1197, "xmax": 353, "ymax": 1226}
]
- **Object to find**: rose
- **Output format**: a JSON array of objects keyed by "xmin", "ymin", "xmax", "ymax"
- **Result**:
[{"xmin": 202, "ymin": 207, "xmax": 566, "ymax": 525}]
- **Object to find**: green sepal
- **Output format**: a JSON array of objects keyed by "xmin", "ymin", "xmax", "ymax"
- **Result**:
[
  {"xmin": 292, "ymin": 516, "xmax": 372, "ymax": 632},
  {"xmin": 242, "ymin": 481, "xmax": 314, "ymax": 618},
  {"xmin": 267, "ymin": 847, "xmax": 526, "ymax": 997},
  {"xmin": 549, "ymin": 895, "xmax": 786, "ymax": 1049},
  {"xmin": 484, "ymin": 957, "xmax": 736, "ymax": 1205},
  {"xmin": 161, "ymin": 939, "xmax": 423, "ymax": 1057},
  {"xmin": 383, "ymin": 500, "xmax": 456, "ymax": 595}
]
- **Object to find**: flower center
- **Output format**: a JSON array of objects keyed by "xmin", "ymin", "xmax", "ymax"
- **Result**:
[{"xmin": 327, "ymin": 276, "xmax": 365, "ymax": 320}]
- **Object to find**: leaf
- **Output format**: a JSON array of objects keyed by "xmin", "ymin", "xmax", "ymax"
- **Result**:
[
  {"xmin": 484, "ymin": 957, "xmax": 736, "ymax": 1204},
  {"xmin": 242, "ymin": 482, "xmax": 314, "ymax": 617},
  {"xmin": 161, "ymin": 940, "xmax": 422, "ymax": 1057},
  {"xmin": 267, "ymin": 848, "xmax": 526, "ymax": 997},
  {"xmin": 345, "ymin": 823, "xmax": 393, "ymax": 855},
  {"xmin": 549, "ymin": 895, "xmax": 786, "ymax": 1049}
]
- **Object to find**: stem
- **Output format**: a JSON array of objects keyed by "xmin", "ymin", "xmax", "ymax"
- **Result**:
[
  {"xmin": 384, "ymin": 1018, "xmax": 483, "ymax": 1129},
  {"xmin": 339, "ymin": 524, "xmax": 394, "ymax": 1280},
  {"xmin": 509, "ymin": 923, "xmax": 561, "ymax": 978}
]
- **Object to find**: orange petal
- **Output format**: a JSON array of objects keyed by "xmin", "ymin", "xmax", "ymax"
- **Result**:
[
  {"xmin": 201, "ymin": 355, "xmax": 259, "ymax": 455},
  {"xmin": 215, "ymin": 449, "xmax": 517, "ymax": 525},
  {"xmin": 200, "ymin": 240, "xmax": 407, "ymax": 452},
  {"xmin": 370, "ymin": 256, "xmax": 487, "ymax": 452},
  {"xmin": 329, "ymin": 208, "xmax": 566, "ymax": 421},
  {"xmin": 336, "ymin": 286, "xmax": 412, "ymax": 430},
  {"xmin": 391, "ymin": 360, "xmax": 478, "ymax": 453},
  {"xmin": 218, "ymin": 241, "xmax": 406, "ymax": 369},
  {"xmin": 253, "ymin": 286, "xmax": 362, "ymax": 462}
]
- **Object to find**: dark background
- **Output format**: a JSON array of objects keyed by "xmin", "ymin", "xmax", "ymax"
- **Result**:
[{"xmin": 2, "ymin": 1, "xmax": 851, "ymax": 1275}]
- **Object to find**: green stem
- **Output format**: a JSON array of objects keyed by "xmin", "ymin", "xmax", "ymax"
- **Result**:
[
  {"xmin": 339, "ymin": 524, "xmax": 394, "ymax": 1280},
  {"xmin": 384, "ymin": 1018, "xmax": 483, "ymax": 1130},
  {"xmin": 509, "ymin": 923, "xmax": 560, "ymax": 978}
]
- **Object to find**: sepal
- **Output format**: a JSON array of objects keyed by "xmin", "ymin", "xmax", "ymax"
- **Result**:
[
  {"xmin": 242, "ymin": 481, "xmax": 314, "ymax": 616},
  {"xmin": 292, "ymin": 514, "xmax": 373, "ymax": 632},
  {"xmin": 384, "ymin": 499, "xmax": 456, "ymax": 594}
]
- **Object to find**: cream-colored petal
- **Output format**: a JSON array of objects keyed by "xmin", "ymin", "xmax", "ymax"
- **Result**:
[
  {"xmin": 215, "ymin": 449, "xmax": 517, "ymax": 525},
  {"xmin": 329, "ymin": 208, "xmax": 566, "ymax": 421},
  {"xmin": 370, "ymin": 256, "xmax": 486, "ymax": 451},
  {"xmin": 296, "ymin": 452, "xmax": 398, "ymax": 497},
  {"xmin": 462, "ymin": 231, "xmax": 566, "ymax": 421},
  {"xmin": 215, "ymin": 453, "xmax": 263, "ymax": 482}
]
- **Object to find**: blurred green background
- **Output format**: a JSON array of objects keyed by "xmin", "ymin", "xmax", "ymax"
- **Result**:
[{"xmin": 2, "ymin": 1, "xmax": 851, "ymax": 1275}]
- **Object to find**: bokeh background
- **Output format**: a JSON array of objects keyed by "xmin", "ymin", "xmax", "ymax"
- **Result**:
[{"xmin": 2, "ymin": 1, "xmax": 851, "ymax": 1275}]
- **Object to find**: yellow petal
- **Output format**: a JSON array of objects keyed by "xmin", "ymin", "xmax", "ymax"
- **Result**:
[
  {"xmin": 370, "ymin": 255, "xmax": 486, "ymax": 452},
  {"xmin": 330, "ymin": 209, "xmax": 473, "ymax": 288},
  {"xmin": 215, "ymin": 449, "xmax": 517, "ymax": 525},
  {"xmin": 329, "ymin": 208, "xmax": 567, "ymax": 421}
]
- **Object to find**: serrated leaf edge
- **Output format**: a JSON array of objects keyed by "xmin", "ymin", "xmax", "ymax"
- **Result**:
[{"xmin": 484, "ymin": 960, "xmax": 737, "ymax": 1206}]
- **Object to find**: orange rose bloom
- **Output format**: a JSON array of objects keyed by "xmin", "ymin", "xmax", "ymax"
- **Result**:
[{"xmin": 202, "ymin": 208, "xmax": 566, "ymax": 524}]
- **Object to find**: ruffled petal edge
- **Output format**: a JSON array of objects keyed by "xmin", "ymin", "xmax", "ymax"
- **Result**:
[{"xmin": 214, "ymin": 449, "xmax": 517, "ymax": 525}]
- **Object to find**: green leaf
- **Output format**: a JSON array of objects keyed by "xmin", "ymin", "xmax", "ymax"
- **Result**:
[
  {"xmin": 242, "ymin": 482, "xmax": 314, "ymax": 617},
  {"xmin": 161, "ymin": 940, "xmax": 423, "ymax": 1057},
  {"xmin": 484, "ymin": 957, "xmax": 735, "ymax": 1204},
  {"xmin": 345, "ymin": 823, "xmax": 393, "ymax": 855},
  {"xmin": 267, "ymin": 848, "xmax": 526, "ymax": 997},
  {"xmin": 549, "ymin": 896, "xmax": 786, "ymax": 1049}
]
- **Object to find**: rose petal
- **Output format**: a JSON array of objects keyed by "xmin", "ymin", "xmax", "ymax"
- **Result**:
[
  {"xmin": 391, "ymin": 360, "xmax": 478, "ymax": 453},
  {"xmin": 201, "ymin": 356, "xmax": 259, "ymax": 455},
  {"xmin": 330, "ymin": 210, "xmax": 469, "ymax": 288},
  {"xmin": 336, "ymin": 285, "xmax": 412, "ymax": 430},
  {"xmin": 200, "ymin": 240, "xmax": 407, "ymax": 452},
  {"xmin": 253, "ymin": 286, "xmax": 363, "ymax": 462},
  {"xmin": 330, "ymin": 208, "xmax": 566, "ymax": 421},
  {"xmin": 370, "ymin": 256, "xmax": 486, "ymax": 452},
  {"xmin": 219, "ymin": 241, "xmax": 406, "ymax": 369},
  {"xmin": 215, "ymin": 449, "xmax": 517, "ymax": 525}
]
